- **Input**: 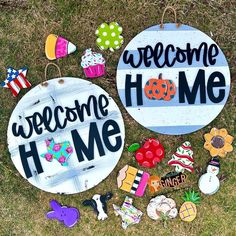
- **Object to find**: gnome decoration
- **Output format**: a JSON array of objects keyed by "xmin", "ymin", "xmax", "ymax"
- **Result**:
[
  {"xmin": 198, "ymin": 157, "xmax": 220, "ymax": 195},
  {"xmin": 168, "ymin": 141, "xmax": 194, "ymax": 173},
  {"xmin": 45, "ymin": 34, "xmax": 76, "ymax": 60}
]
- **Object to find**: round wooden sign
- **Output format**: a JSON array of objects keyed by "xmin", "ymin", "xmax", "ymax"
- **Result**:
[
  {"xmin": 8, "ymin": 78, "xmax": 125, "ymax": 194},
  {"xmin": 116, "ymin": 23, "xmax": 230, "ymax": 135}
]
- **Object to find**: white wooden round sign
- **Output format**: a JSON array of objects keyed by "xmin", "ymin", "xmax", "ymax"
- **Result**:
[
  {"xmin": 8, "ymin": 78, "xmax": 125, "ymax": 194},
  {"xmin": 116, "ymin": 23, "xmax": 230, "ymax": 135}
]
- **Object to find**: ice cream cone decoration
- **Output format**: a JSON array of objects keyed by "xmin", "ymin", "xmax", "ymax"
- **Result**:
[{"xmin": 45, "ymin": 34, "xmax": 76, "ymax": 60}]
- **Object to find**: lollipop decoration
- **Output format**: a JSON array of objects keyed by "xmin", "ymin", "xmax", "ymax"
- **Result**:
[
  {"xmin": 113, "ymin": 196, "xmax": 143, "ymax": 229},
  {"xmin": 81, "ymin": 48, "xmax": 106, "ymax": 78},
  {"xmin": 198, "ymin": 157, "xmax": 220, "ymax": 195},
  {"xmin": 204, "ymin": 128, "xmax": 234, "ymax": 157},
  {"xmin": 168, "ymin": 141, "xmax": 194, "ymax": 173},
  {"xmin": 147, "ymin": 195, "xmax": 178, "ymax": 221},
  {"xmin": 128, "ymin": 138, "xmax": 165, "ymax": 168},
  {"xmin": 45, "ymin": 34, "xmax": 76, "ymax": 60},
  {"xmin": 179, "ymin": 190, "xmax": 201, "ymax": 222},
  {"xmin": 46, "ymin": 200, "xmax": 80, "ymax": 228},
  {"xmin": 95, "ymin": 22, "xmax": 124, "ymax": 51}
]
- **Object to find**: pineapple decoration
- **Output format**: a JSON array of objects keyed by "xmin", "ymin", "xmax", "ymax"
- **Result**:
[{"xmin": 179, "ymin": 190, "xmax": 201, "ymax": 222}]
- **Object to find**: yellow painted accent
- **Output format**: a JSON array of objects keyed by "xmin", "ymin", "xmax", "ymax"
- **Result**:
[
  {"xmin": 120, "ymin": 166, "xmax": 138, "ymax": 192},
  {"xmin": 179, "ymin": 202, "xmax": 197, "ymax": 222},
  {"xmin": 45, "ymin": 34, "xmax": 58, "ymax": 60}
]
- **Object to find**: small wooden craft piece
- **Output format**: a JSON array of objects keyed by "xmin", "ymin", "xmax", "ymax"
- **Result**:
[
  {"xmin": 117, "ymin": 165, "xmax": 150, "ymax": 197},
  {"xmin": 113, "ymin": 196, "xmax": 143, "ymax": 229},
  {"xmin": 204, "ymin": 128, "xmax": 234, "ymax": 157},
  {"xmin": 128, "ymin": 138, "xmax": 165, "ymax": 168},
  {"xmin": 168, "ymin": 141, "xmax": 194, "ymax": 173},
  {"xmin": 45, "ymin": 34, "xmax": 76, "ymax": 60},
  {"xmin": 81, "ymin": 48, "xmax": 106, "ymax": 78},
  {"xmin": 148, "ymin": 172, "xmax": 187, "ymax": 193},
  {"xmin": 179, "ymin": 190, "xmax": 201, "ymax": 222},
  {"xmin": 82, "ymin": 192, "xmax": 113, "ymax": 221},
  {"xmin": 198, "ymin": 157, "xmax": 220, "ymax": 195},
  {"xmin": 95, "ymin": 22, "xmax": 124, "ymax": 51},
  {"xmin": 40, "ymin": 139, "xmax": 73, "ymax": 166},
  {"xmin": 147, "ymin": 195, "xmax": 178, "ymax": 220},
  {"xmin": 46, "ymin": 199, "xmax": 80, "ymax": 228},
  {"xmin": 144, "ymin": 74, "xmax": 176, "ymax": 101},
  {"xmin": 1, "ymin": 67, "xmax": 31, "ymax": 97}
]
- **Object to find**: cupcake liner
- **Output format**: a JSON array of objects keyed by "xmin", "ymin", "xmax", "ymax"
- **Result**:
[{"xmin": 83, "ymin": 64, "xmax": 105, "ymax": 78}]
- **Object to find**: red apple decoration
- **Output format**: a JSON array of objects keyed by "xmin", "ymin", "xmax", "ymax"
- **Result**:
[{"xmin": 128, "ymin": 138, "xmax": 165, "ymax": 168}]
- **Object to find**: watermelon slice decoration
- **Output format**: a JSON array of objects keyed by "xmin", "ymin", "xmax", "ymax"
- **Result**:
[{"xmin": 128, "ymin": 138, "xmax": 165, "ymax": 168}]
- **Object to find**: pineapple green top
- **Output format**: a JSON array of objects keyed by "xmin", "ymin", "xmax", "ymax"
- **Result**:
[{"xmin": 183, "ymin": 190, "xmax": 201, "ymax": 204}]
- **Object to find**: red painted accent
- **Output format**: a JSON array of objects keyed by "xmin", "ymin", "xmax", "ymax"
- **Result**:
[
  {"xmin": 135, "ymin": 138, "xmax": 165, "ymax": 168},
  {"xmin": 19, "ymin": 73, "xmax": 31, "ymax": 88},
  {"xmin": 168, "ymin": 160, "xmax": 194, "ymax": 172},
  {"xmin": 7, "ymin": 82, "xmax": 18, "ymax": 97},
  {"xmin": 174, "ymin": 152, "xmax": 194, "ymax": 162}
]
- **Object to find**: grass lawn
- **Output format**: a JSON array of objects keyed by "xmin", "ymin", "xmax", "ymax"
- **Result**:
[{"xmin": 0, "ymin": 0, "xmax": 235, "ymax": 235}]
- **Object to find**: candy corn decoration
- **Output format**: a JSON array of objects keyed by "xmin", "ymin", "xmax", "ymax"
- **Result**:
[
  {"xmin": 45, "ymin": 34, "xmax": 76, "ymax": 60},
  {"xmin": 168, "ymin": 141, "xmax": 194, "ymax": 173}
]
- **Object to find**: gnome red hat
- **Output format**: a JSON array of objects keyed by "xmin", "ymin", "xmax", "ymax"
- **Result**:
[{"xmin": 168, "ymin": 141, "xmax": 194, "ymax": 173}]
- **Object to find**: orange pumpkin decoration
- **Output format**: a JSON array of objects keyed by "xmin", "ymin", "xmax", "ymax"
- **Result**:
[
  {"xmin": 152, "ymin": 79, "xmax": 167, "ymax": 100},
  {"xmin": 144, "ymin": 74, "xmax": 176, "ymax": 101},
  {"xmin": 144, "ymin": 79, "xmax": 158, "ymax": 100},
  {"xmin": 163, "ymin": 79, "xmax": 176, "ymax": 101}
]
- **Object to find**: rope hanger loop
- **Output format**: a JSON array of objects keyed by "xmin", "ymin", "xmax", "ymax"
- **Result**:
[{"xmin": 160, "ymin": 6, "xmax": 181, "ymax": 29}]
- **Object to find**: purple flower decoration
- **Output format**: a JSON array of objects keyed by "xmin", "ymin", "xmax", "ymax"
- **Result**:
[
  {"xmin": 53, "ymin": 144, "xmax": 61, "ymax": 152},
  {"xmin": 45, "ymin": 153, "xmax": 53, "ymax": 161},
  {"xmin": 58, "ymin": 156, "xmax": 66, "ymax": 163},
  {"xmin": 46, "ymin": 139, "xmax": 51, "ymax": 147},
  {"xmin": 66, "ymin": 147, "xmax": 73, "ymax": 154}
]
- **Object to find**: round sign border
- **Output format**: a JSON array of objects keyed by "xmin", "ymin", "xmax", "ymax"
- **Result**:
[
  {"xmin": 7, "ymin": 77, "xmax": 125, "ymax": 194},
  {"xmin": 116, "ymin": 23, "xmax": 231, "ymax": 135}
]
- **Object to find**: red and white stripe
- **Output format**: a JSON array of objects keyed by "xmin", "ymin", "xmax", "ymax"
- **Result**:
[{"xmin": 7, "ymin": 72, "xmax": 31, "ymax": 97}]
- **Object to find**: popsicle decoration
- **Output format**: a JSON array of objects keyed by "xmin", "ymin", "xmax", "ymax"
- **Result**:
[{"xmin": 45, "ymin": 34, "xmax": 76, "ymax": 60}]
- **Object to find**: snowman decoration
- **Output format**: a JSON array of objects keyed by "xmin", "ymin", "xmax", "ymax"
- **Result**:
[{"xmin": 198, "ymin": 157, "xmax": 220, "ymax": 195}]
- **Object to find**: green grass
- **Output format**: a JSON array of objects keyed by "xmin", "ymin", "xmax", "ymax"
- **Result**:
[{"xmin": 0, "ymin": 0, "xmax": 235, "ymax": 235}]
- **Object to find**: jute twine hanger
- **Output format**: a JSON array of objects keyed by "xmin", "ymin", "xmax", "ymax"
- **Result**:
[
  {"xmin": 42, "ymin": 62, "xmax": 64, "ymax": 86},
  {"xmin": 160, "ymin": 6, "xmax": 181, "ymax": 29}
]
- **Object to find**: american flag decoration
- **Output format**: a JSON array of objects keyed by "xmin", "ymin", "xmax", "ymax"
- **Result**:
[{"xmin": 1, "ymin": 67, "xmax": 31, "ymax": 97}]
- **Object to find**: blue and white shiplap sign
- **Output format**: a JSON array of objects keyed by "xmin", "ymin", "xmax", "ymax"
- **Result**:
[
  {"xmin": 7, "ymin": 78, "xmax": 125, "ymax": 194},
  {"xmin": 116, "ymin": 23, "xmax": 230, "ymax": 135}
]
